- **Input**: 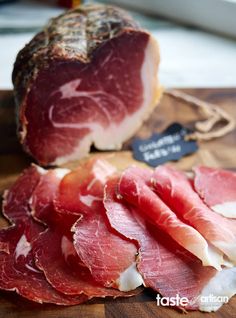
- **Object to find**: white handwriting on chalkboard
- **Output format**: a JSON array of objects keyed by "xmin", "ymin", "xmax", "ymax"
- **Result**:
[
  {"xmin": 139, "ymin": 131, "xmax": 186, "ymax": 153},
  {"xmin": 143, "ymin": 145, "xmax": 182, "ymax": 162}
]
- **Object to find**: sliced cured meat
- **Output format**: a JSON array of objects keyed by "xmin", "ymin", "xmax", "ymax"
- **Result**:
[
  {"xmin": 32, "ymin": 165, "xmax": 135, "ymax": 298},
  {"xmin": 55, "ymin": 158, "xmax": 142, "ymax": 290},
  {"xmin": 73, "ymin": 203, "xmax": 143, "ymax": 291},
  {"xmin": 2, "ymin": 164, "xmax": 44, "ymax": 223},
  {"xmin": 118, "ymin": 167, "xmax": 225, "ymax": 270},
  {"xmin": 152, "ymin": 165, "xmax": 236, "ymax": 265},
  {"xmin": 0, "ymin": 166, "xmax": 87, "ymax": 304},
  {"xmin": 34, "ymin": 226, "xmax": 133, "ymax": 298},
  {"xmin": 104, "ymin": 177, "xmax": 221, "ymax": 311},
  {"xmin": 194, "ymin": 166, "xmax": 236, "ymax": 218},
  {"xmin": 0, "ymin": 221, "xmax": 87, "ymax": 305},
  {"xmin": 13, "ymin": 3, "xmax": 161, "ymax": 165},
  {"xmin": 55, "ymin": 158, "xmax": 116, "ymax": 216},
  {"xmin": 31, "ymin": 168, "xmax": 70, "ymax": 225}
]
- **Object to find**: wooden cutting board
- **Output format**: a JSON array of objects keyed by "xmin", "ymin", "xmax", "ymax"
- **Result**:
[{"xmin": 0, "ymin": 88, "xmax": 236, "ymax": 318}]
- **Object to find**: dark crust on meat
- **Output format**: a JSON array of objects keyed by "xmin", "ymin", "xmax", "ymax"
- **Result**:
[{"xmin": 12, "ymin": 3, "xmax": 141, "ymax": 107}]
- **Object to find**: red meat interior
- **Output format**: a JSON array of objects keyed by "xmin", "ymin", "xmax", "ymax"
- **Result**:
[{"xmin": 24, "ymin": 31, "xmax": 149, "ymax": 164}]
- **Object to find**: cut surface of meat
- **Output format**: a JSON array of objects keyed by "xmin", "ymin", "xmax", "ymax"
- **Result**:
[
  {"xmin": 118, "ymin": 166, "xmax": 225, "ymax": 270},
  {"xmin": 104, "ymin": 177, "xmax": 218, "ymax": 311},
  {"xmin": 194, "ymin": 166, "xmax": 236, "ymax": 218},
  {"xmin": 152, "ymin": 165, "xmax": 236, "ymax": 265},
  {"xmin": 13, "ymin": 3, "xmax": 161, "ymax": 165},
  {"xmin": 32, "ymin": 164, "xmax": 136, "ymax": 298}
]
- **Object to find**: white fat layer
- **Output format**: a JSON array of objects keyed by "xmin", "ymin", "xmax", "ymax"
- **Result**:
[
  {"xmin": 34, "ymin": 165, "xmax": 47, "ymax": 175},
  {"xmin": 199, "ymin": 267, "xmax": 236, "ymax": 312},
  {"xmin": 52, "ymin": 135, "xmax": 92, "ymax": 166},
  {"xmin": 61, "ymin": 235, "xmax": 77, "ymax": 260},
  {"xmin": 50, "ymin": 35, "xmax": 160, "ymax": 165},
  {"xmin": 80, "ymin": 194, "xmax": 101, "ymax": 207},
  {"xmin": 116, "ymin": 262, "xmax": 144, "ymax": 292},
  {"xmin": 205, "ymin": 243, "xmax": 233, "ymax": 270},
  {"xmin": 180, "ymin": 240, "xmax": 229, "ymax": 271},
  {"xmin": 15, "ymin": 235, "xmax": 31, "ymax": 259},
  {"xmin": 25, "ymin": 264, "xmax": 42, "ymax": 273},
  {"xmin": 212, "ymin": 201, "xmax": 236, "ymax": 218},
  {"xmin": 213, "ymin": 241, "xmax": 236, "ymax": 264},
  {"xmin": 92, "ymin": 159, "xmax": 117, "ymax": 184},
  {"xmin": 59, "ymin": 79, "xmax": 82, "ymax": 99},
  {"xmin": 54, "ymin": 168, "xmax": 70, "ymax": 180}
]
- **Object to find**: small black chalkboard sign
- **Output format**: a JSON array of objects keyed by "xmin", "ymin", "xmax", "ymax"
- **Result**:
[{"xmin": 131, "ymin": 123, "xmax": 198, "ymax": 167}]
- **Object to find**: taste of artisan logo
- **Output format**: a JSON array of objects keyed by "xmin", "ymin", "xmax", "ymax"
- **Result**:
[
  {"xmin": 156, "ymin": 293, "xmax": 229, "ymax": 307},
  {"xmin": 156, "ymin": 294, "xmax": 188, "ymax": 307}
]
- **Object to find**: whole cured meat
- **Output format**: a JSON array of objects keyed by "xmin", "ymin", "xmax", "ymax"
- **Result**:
[
  {"xmin": 194, "ymin": 166, "xmax": 236, "ymax": 218},
  {"xmin": 118, "ymin": 166, "xmax": 225, "ymax": 270},
  {"xmin": 32, "ymin": 166, "xmax": 135, "ymax": 298},
  {"xmin": 152, "ymin": 165, "xmax": 236, "ymax": 265},
  {"xmin": 104, "ymin": 177, "xmax": 220, "ymax": 311},
  {"xmin": 13, "ymin": 3, "xmax": 161, "ymax": 165}
]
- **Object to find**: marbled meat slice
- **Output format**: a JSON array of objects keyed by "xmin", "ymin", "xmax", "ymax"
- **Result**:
[
  {"xmin": 152, "ymin": 165, "xmax": 236, "ymax": 265},
  {"xmin": 31, "ymin": 168, "xmax": 70, "ymax": 225},
  {"xmin": 32, "ymin": 166, "xmax": 135, "ymax": 298},
  {"xmin": 104, "ymin": 177, "xmax": 235, "ymax": 312},
  {"xmin": 13, "ymin": 3, "xmax": 161, "ymax": 165},
  {"xmin": 194, "ymin": 166, "xmax": 236, "ymax": 218},
  {"xmin": 118, "ymin": 166, "xmax": 225, "ymax": 270},
  {"xmin": 0, "ymin": 165, "xmax": 88, "ymax": 304},
  {"xmin": 0, "ymin": 221, "xmax": 87, "ymax": 305},
  {"xmin": 72, "ymin": 201, "xmax": 143, "ymax": 291},
  {"xmin": 55, "ymin": 158, "xmax": 116, "ymax": 216},
  {"xmin": 34, "ymin": 227, "xmax": 137, "ymax": 298},
  {"xmin": 55, "ymin": 158, "xmax": 142, "ymax": 290},
  {"xmin": 2, "ymin": 164, "xmax": 43, "ymax": 223}
]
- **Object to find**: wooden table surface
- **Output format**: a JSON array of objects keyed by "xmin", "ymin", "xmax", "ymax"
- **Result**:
[{"xmin": 0, "ymin": 89, "xmax": 236, "ymax": 318}]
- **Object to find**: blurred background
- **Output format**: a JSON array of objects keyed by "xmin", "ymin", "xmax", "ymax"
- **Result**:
[{"xmin": 1, "ymin": 0, "xmax": 236, "ymax": 89}]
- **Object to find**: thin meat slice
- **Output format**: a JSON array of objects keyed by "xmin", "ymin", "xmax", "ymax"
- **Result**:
[
  {"xmin": 152, "ymin": 165, "xmax": 236, "ymax": 265},
  {"xmin": 55, "ymin": 158, "xmax": 116, "ymax": 216},
  {"xmin": 194, "ymin": 166, "xmax": 236, "ymax": 218},
  {"xmin": 2, "ymin": 164, "xmax": 44, "ymax": 223},
  {"xmin": 72, "ymin": 202, "xmax": 143, "ymax": 291},
  {"xmin": 34, "ymin": 226, "xmax": 132, "ymax": 298},
  {"xmin": 104, "ymin": 177, "xmax": 228, "ymax": 312},
  {"xmin": 13, "ymin": 4, "xmax": 161, "ymax": 165},
  {"xmin": 0, "ymin": 166, "xmax": 87, "ymax": 304},
  {"xmin": 32, "ymin": 166, "xmax": 135, "ymax": 298},
  {"xmin": 31, "ymin": 168, "xmax": 70, "ymax": 225},
  {"xmin": 55, "ymin": 158, "xmax": 142, "ymax": 290},
  {"xmin": 118, "ymin": 167, "xmax": 225, "ymax": 270},
  {"xmin": 0, "ymin": 221, "xmax": 87, "ymax": 305}
]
